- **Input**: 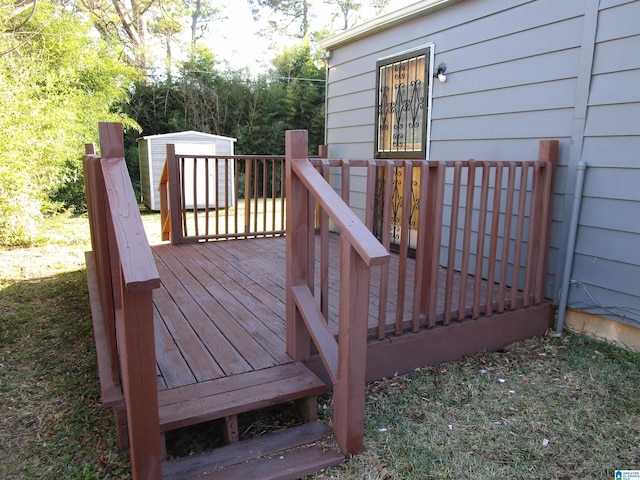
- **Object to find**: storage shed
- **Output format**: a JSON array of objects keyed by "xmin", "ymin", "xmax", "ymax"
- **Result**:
[{"xmin": 138, "ymin": 131, "xmax": 236, "ymax": 211}]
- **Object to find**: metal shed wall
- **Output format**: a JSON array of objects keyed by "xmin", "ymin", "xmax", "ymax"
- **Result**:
[{"xmin": 138, "ymin": 131, "xmax": 236, "ymax": 211}]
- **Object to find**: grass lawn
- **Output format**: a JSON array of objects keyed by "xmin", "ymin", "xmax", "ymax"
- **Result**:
[{"xmin": 0, "ymin": 212, "xmax": 638, "ymax": 479}]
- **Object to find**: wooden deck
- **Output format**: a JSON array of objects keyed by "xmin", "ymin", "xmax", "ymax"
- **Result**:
[
  {"xmin": 152, "ymin": 233, "xmax": 518, "ymax": 394},
  {"xmin": 83, "ymin": 125, "xmax": 557, "ymax": 478}
]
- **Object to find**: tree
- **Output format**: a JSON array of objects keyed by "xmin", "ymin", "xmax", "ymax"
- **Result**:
[
  {"xmin": 187, "ymin": 0, "xmax": 223, "ymax": 52},
  {"xmin": 248, "ymin": 0, "xmax": 312, "ymax": 38},
  {"xmin": 325, "ymin": 0, "xmax": 361, "ymax": 31},
  {"xmin": 270, "ymin": 38, "xmax": 326, "ymax": 150},
  {"xmin": 79, "ymin": 0, "xmax": 156, "ymax": 68},
  {"xmin": 148, "ymin": 0, "xmax": 187, "ymax": 81},
  {"xmin": 0, "ymin": 0, "xmax": 139, "ymax": 245},
  {"xmin": 369, "ymin": 0, "xmax": 389, "ymax": 15}
]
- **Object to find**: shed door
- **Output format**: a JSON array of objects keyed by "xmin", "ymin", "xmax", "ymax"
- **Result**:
[{"xmin": 175, "ymin": 143, "xmax": 217, "ymax": 209}]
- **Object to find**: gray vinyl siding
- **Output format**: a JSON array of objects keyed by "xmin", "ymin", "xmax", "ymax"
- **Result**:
[
  {"xmin": 565, "ymin": 0, "xmax": 640, "ymax": 327},
  {"xmin": 325, "ymin": 0, "xmax": 585, "ymax": 299},
  {"xmin": 323, "ymin": 0, "xmax": 640, "ymax": 327},
  {"xmin": 137, "ymin": 131, "xmax": 235, "ymax": 211}
]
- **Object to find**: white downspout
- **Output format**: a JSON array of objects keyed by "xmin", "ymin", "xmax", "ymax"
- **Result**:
[{"xmin": 552, "ymin": 161, "xmax": 588, "ymax": 336}]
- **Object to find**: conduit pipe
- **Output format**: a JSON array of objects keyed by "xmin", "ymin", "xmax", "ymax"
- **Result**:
[{"xmin": 553, "ymin": 161, "xmax": 588, "ymax": 335}]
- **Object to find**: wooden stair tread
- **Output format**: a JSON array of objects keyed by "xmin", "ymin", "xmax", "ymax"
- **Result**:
[
  {"xmin": 159, "ymin": 362, "xmax": 326, "ymax": 432},
  {"xmin": 162, "ymin": 421, "xmax": 344, "ymax": 480}
]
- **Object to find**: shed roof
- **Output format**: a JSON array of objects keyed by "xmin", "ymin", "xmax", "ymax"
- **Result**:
[
  {"xmin": 136, "ymin": 130, "xmax": 237, "ymax": 142},
  {"xmin": 319, "ymin": 0, "xmax": 462, "ymax": 50}
]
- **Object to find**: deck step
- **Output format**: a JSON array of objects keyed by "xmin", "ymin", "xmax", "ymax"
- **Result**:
[
  {"xmin": 162, "ymin": 421, "xmax": 344, "ymax": 479},
  {"xmin": 158, "ymin": 362, "xmax": 327, "ymax": 432}
]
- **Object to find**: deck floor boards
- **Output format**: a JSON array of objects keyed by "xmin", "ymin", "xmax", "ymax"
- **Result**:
[{"xmin": 152, "ymin": 235, "xmax": 509, "ymax": 393}]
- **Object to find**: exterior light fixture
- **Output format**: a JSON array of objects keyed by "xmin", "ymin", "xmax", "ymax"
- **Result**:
[{"xmin": 435, "ymin": 62, "xmax": 447, "ymax": 83}]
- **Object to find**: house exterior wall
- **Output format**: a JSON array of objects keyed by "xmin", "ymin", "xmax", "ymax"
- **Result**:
[
  {"xmin": 567, "ymin": 0, "xmax": 640, "ymax": 327},
  {"xmin": 322, "ymin": 0, "xmax": 640, "ymax": 328},
  {"xmin": 138, "ymin": 131, "xmax": 235, "ymax": 211}
]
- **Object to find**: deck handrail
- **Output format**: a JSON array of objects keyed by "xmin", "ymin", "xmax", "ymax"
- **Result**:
[
  {"xmin": 159, "ymin": 149, "xmax": 287, "ymax": 244},
  {"xmin": 84, "ymin": 122, "xmax": 163, "ymax": 479},
  {"xmin": 285, "ymin": 130, "xmax": 390, "ymax": 456}
]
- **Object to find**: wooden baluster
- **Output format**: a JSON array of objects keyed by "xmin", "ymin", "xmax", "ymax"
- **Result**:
[
  {"xmin": 225, "ymin": 158, "xmax": 231, "ymax": 236},
  {"xmin": 457, "ymin": 160, "xmax": 476, "ymax": 321},
  {"xmin": 181, "ymin": 157, "xmax": 188, "ymax": 238},
  {"xmin": 204, "ymin": 157, "xmax": 210, "ymax": 237},
  {"xmin": 497, "ymin": 164, "xmax": 516, "ymax": 312},
  {"xmin": 280, "ymin": 158, "xmax": 286, "ymax": 234},
  {"xmin": 486, "ymin": 163, "xmax": 503, "ymax": 316},
  {"xmin": 422, "ymin": 161, "xmax": 445, "ymax": 327},
  {"xmin": 341, "ymin": 159, "xmax": 350, "ymax": 204},
  {"xmin": 378, "ymin": 164, "xmax": 394, "ymax": 337},
  {"xmin": 412, "ymin": 162, "xmax": 429, "ymax": 331},
  {"xmin": 271, "ymin": 158, "xmax": 277, "ymax": 233},
  {"xmin": 395, "ymin": 161, "xmax": 413, "ymax": 334},
  {"xmin": 159, "ymin": 161, "xmax": 170, "ymax": 241},
  {"xmin": 364, "ymin": 160, "xmax": 387, "ymax": 338},
  {"xmin": 364, "ymin": 160, "xmax": 377, "ymax": 231},
  {"xmin": 244, "ymin": 158, "xmax": 251, "ymax": 235},
  {"xmin": 523, "ymin": 162, "xmax": 543, "ymax": 306},
  {"xmin": 472, "ymin": 164, "xmax": 490, "ymax": 319},
  {"xmin": 263, "ymin": 158, "xmax": 268, "ymax": 233},
  {"xmin": 233, "ymin": 158, "xmax": 239, "ymax": 238},
  {"xmin": 192, "ymin": 157, "xmax": 199, "ymax": 237},
  {"xmin": 511, "ymin": 163, "xmax": 529, "ymax": 308},
  {"xmin": 443, "ymin": 162, "xmax": 462, "ymax": 325}
]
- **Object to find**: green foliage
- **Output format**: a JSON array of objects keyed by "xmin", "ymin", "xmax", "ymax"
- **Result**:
[
  {"xmin": 125, "ymin": 42, "xmax": 326, "ymax": 157},
  {"xmin": 0, "ymin": 0, "xmax": 139, "ymax": 246}
]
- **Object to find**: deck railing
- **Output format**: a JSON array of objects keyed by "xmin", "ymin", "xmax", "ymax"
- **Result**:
[
  {"xmin": 286, "ymin": 133, "xmax": 556, "ymax": 453},
  {"xmin": 310, "ymin": 141, "xmax": 558, "ymax": 339},
  {"xmin": 84, "ymin": 123, "xmax": 163, "ymax": 479},
  {"xmin": 285, "ymin": 130, "xmax": 390, "ymax": 455},
  {"xmin": 159, "ymin": 148, "xmax": 286, "ymax": 244}
]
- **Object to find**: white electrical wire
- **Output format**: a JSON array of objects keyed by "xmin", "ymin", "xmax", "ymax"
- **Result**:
[{"xmin": 568, "ymin": 280, "xmax": 640, "ymax": 326}]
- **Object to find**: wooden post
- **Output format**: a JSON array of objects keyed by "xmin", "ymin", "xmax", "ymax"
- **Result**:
[
  {"xmin": 285, "ymin": 130, "xmax": 311, "ymax": 360},
  {"xmin": 166, "ymin": 144, "xmax": 183, "ymax": 245},
  {"xmin": 534, "ymin": 140, "xmax": 559, "ymax": 303},
  {"xmin": 98, "ymin": 122, "xmax": 163, "ymax": 480},
  {"xmin": 120, "ymin": 287, "xmax": 163, "ymax": 480},
  {"xmin": 333, "ymin": 237, "xmax": 369, "ymax": 455}
]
